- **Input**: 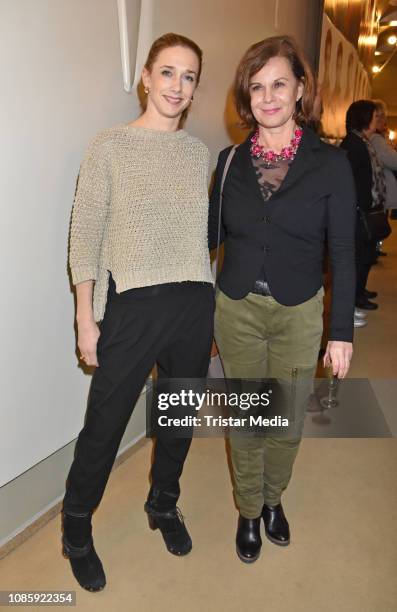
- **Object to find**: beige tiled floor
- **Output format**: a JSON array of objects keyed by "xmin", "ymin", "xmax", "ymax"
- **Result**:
[{"xmin": 1, "ymin": 224, "xmax": 396, "ymax": 611}]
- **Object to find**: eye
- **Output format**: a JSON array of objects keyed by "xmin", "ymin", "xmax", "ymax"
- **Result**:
[
  {"xmin": 274, "ymin": 81, "xmax": 285, "ymax": 88},
  {"xmin": 161, "ymin": 69, "xmax": 172, "ymax": 77},
  {"xmin": 184, "ymin": 74, "xmax": 195, "ymax": 83},
  {"xmin": 250, "ymin": 84, "xmax": 262, "ymax": 92}
]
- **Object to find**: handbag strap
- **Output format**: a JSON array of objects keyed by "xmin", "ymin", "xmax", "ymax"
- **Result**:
[{"xmin": 214, "ymin": 145, "xmax": 237, "ymax": 284}]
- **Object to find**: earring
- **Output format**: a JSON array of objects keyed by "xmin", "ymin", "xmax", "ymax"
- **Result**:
[{"xmin": 144, "ymin": 87, "xmax": 149, "ymax": 94}]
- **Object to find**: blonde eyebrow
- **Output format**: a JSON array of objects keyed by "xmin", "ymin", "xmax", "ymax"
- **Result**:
[{"xmin": 159, "ymin": 65, "xmax": 197, "ymax": 75}]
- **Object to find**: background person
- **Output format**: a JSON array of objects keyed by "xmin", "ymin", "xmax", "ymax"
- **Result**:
[
  {"xmin": 340, "ymin": 100, "xmax": 386, "ymax": 312},
  {"xmin": 371, "ymin": 99, "xmax": 397, "ymax": 226}
]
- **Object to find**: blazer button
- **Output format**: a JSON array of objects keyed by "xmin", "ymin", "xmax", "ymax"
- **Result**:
[
  {"xmin": 263, "ymin": 245, "xmax": 270, "ymax": 253},
  {"xmin": 263, "ymin": 216, "xmax": 271, "ymax": 223}
]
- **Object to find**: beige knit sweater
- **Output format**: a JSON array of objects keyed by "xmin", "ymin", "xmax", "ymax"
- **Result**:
[{"xmin": 69, "ymin": 124, "xmax": 214, "ymax": 321}]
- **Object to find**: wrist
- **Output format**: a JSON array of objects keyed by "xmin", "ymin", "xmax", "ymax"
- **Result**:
[{"xmin": 76, "ymin": 313, "xmax": 95, "ymax": 326}]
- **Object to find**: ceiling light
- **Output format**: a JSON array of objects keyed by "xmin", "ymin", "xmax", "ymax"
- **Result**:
[
  {"xmin": 372, "ymin": 65, "xmax": 380, "ymax": 73},
  {"xmin": 387, "ymin": 35, "xmax": 397, "ymax": 44},
  {"xmin": 375, "ymin": 51, "xmax": 381, "ymax": 55},
  {"xmin": 389, "ymin": 130, "xmax": 395, "ymax": 141}
]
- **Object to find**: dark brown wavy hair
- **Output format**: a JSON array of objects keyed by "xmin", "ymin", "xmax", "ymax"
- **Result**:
[{"xmin": 233, "ymin": 35, "xmax": 316, "ymax": 129}]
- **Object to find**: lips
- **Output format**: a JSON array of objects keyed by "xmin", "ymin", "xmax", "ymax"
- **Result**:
[
  {"xmin": 163, "ymin": 95, "xmax": 184, "ymax": 105},
  {"xmin": 262, "ymin": 108, "xmax": 280, "ymax": 114}
]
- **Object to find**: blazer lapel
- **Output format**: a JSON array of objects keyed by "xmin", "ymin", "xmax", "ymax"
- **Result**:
[{"xmin": 276, "ymin": 126, "xmax": 321, "ymax": 196}]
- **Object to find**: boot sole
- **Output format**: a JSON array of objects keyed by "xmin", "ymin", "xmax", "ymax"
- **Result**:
[
  {"xmin": 236, "ymin": 546, "xmax": 261, "ymax": 563},
  {"xmin": 265, "ymin": 532, "xmax": 290, "ymax": 546}
]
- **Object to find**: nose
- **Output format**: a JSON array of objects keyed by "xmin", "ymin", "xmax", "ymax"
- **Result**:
[
  {"xmin": 170, "ymin": 74, "xmax": 182, "ymax": 93},
  {"xmin": 261, "ymin": 87, "xmax": 274, "ymax": 104}
]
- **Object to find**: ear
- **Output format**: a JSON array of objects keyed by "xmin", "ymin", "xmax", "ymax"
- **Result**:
[
  {"xmin": 296, "ymin": 78, "xmax": 304, "ymax": 102},
  {"xmin": 141, "ymin": 66, "xmax": 151, "ymax": 90}
]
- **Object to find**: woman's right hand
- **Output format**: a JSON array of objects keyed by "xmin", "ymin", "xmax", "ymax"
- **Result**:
[{"xmin": 77, "ymin": 319, "xmax": 100, "ymax": 367}]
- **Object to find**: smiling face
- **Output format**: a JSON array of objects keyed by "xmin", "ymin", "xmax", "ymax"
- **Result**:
[
  {"xmin": 142, "ymin": 45, "xmax": 199, "ymax": 120},
  {"xmin": 249, "ymin": 55, "xmax": 304, "ymax": 130}
]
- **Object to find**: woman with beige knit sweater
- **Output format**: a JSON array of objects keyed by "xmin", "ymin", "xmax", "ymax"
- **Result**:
[{"xmin": 62, "ymin": 33, "xmax": 215, "ymax": 592}]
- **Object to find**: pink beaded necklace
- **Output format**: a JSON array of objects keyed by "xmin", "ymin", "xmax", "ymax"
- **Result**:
[{"xmin": 250, "ymin": 127, "xmax": 303, "ymax": 166}]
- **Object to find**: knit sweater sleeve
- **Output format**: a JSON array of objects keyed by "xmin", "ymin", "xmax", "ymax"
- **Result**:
[{"xmin": 69, "ymin": 133, "xmax": 111, "ymax": 285}]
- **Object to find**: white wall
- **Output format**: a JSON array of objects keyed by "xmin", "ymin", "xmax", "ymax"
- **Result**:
[
  {"xmin": 0, "ymin": 0, "xmax": 321, "ymax": 488},
  {"xmin": 0, "ymin": 0, "xmax": 142, "ymax": 487}
]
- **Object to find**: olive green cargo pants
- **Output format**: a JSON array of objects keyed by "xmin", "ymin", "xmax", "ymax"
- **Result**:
[{"xmin": 214, "ymin": 287, "xmax": 324, "ymax": 518}]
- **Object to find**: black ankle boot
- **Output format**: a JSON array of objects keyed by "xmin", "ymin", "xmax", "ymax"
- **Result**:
[
  {"xmin": 262, "ymin": 503, "xmax": 290, "ymax": 546},
  {"xmin": 236, "ymin": 515, "xmax": 262, "ymax": 563},
  {"xmin": 144, "ymin": 488, "xmax": 192, "ymax": 556},
  {"xmin": 62, "ymin": 511, "xmax": 106, "ymax": 592}
]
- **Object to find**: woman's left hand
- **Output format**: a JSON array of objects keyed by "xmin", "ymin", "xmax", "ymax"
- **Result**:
[{"xmin": 323, "ymin": 341, "xmax": 353, "ymax": 379}]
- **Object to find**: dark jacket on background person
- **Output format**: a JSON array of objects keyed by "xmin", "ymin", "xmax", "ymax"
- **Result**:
[
  {"xmin": 208, "ymin": 126, "xmax": 357, "ymax": 342},
  {"xmin": 340, "ymin": 130, "xmax": 380, "ymax": 277},
  {"xmin": 340, "ymin": 131, "xmax": 373, "ymax": 211}
]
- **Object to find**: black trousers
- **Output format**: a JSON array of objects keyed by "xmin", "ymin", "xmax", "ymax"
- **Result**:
[{"xmin": 63, "ymin": 276, "xmax": 215, "ymax": 514}]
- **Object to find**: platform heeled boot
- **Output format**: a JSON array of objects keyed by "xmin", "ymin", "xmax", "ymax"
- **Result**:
[
  {"xmin": 62, "ymin": 510, "xmax": 106, "ymax": 592},
  {"xmin": 144, "ymin": 487, "xmax": 192, "ymax": 556}
]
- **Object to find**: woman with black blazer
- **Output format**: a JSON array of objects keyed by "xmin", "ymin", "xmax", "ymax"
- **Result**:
[
  {"xmin": 340, "ymin": 100, "xmax": 386, "ymax": 311},
  {"xmin": 208, "ymin": 36, "xmax": 356, "ymax": 563}
]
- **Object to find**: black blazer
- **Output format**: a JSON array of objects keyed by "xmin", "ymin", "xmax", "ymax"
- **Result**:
[
  {"xmin": 208, "ymin": 126, "xmax": 357, "ymax": 342},
  {"xmin": 340, "ymin": 131, "xmax": 373, "ymax": 212}
]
